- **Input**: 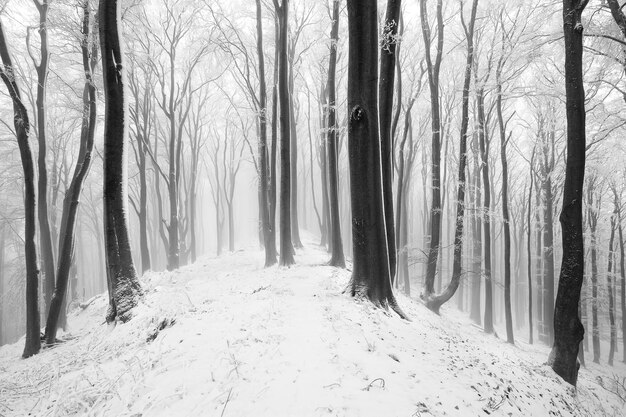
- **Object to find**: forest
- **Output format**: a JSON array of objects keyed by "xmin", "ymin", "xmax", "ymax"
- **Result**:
[{"xmin": 0, "ymin": 0, "xmax": 625, "ymax": 415}]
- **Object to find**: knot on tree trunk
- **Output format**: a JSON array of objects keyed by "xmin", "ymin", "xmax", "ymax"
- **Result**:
[{"xmin": 350, "ymin": 105, "xmax": 364, "ymax": 122}]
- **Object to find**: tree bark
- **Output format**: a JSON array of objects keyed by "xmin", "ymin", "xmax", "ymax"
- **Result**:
[
  {"xmin": 477, "ymin": 85, "xmax": 493, "ymax": 334},
  {"xmin": 379, "ymin": 0, "xmax": 401, "ymax": 282},
  {"xmin": 420, "ymin": 0, "xmax": 444, "ymax": 294},
  {"xmin": 276, "ymin": 0, "xmax": 295, "ymax": 266},
  {"xmin": 608, "ymin": 213, "xmax": 617, "ymax": 366},
  {"xmin": 255, "ymin": 0, "xmax": 277, "ymax": 267},
  {"xmin": 100, "ymin": 0, "xmax": 142, "ymax": 323},
  {"xmin": 422, "ymin": 0, "xmax": 478, "ymax": 314},
  {"xmin": 548, "ymin": 0, "xmax": 588, "ymax": 386},
  {"xmin": 0, "ymin": 19, "xmax": 40, "ymax": 358},
  {"xmin": 44, "ymin": 0, "xmax": 97, "ymax": 343},
  {"xmin": 326, "ymin": 0, "xmax": 345, "ymax": 268},
  {"xmin": 346, "ymin": 0, "xmax": 405, "ymax": 318}
]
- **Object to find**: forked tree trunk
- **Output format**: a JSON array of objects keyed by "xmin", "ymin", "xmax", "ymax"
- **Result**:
[
  {"xmin": 379, "ymin": 0, "xmax": 401, "ymax": 281},
  {"xmin": 31, "ymin": 0, "xmax": 56, "ymax": 316},
  {"xmin": 100, "ymin": 0, "xmax": 142, "ymax": 323},
  {"xmin": 420, "ymin": 0, "xmax": 444, "ymax": 294},
  {"xmin": 0, "ymin": 19, "xmax": 40, "ymax": 358},
  {"xmin": 548, "ymin": 0, "xmax": 588, "ymax": 386},
  {"xmin": 277, "ymin": 0, "xmax": 295, "ymax": 266},
  {"xmin": 422, "ymin": 0, "xmax": 478, "ymax": 314},
  {"xmin": 44, "ymin": 0, "xmax": 97, "ymax": 343},
  {"xmin": 326, "ymin": 0, "xmax": 345, "ymax": 268},
  {"xmin": 255, "ymin": 0, "xmax": 277, "ymax": 267},
  {"xmin": 346, "ymin": 0, "xmax": 405, "ymax": 319}
]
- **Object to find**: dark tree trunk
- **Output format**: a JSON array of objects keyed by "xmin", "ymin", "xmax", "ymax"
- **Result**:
[
  {"xmin": 496, "ymin": 69, "xmax": 514, "ymax": 344},
  {"xmin": 31, "ymin": 0, "xmax": 56, "ymax": 316},
  {"xmin": 548, "ymin": 0, "xmax": 588, "ymax": 386},
  {"xmin": 527, "ymin": 148, "xmax": 536, "ymax": 344},
  {"xmin": 256, "ymin": 0, "xmax": 277, "ymax": 267},
  {"xmin": 320, "ymin": 85, "xmax": 331, "ymax": 248},
  {"xmin": 326, "ymin": 0, "xmax": 345, "ymax": 268},
  {"xmin": 288, "ymin": 68, "xmax": 302, "ymax": 249},
  {"xmin": 277, "ymin": 0, "xmax": 295, "ymax": 266},
  {"xmin": 379, "ymin": 0, "xmax": 401, "ymax": 281},
  {"xmin": 346, "ymin": 0, "xmax": 405, "ymax": 318},
  {"xmin": 588, "ymin": 185, "xmax": 600, "ymax": 363},
  {"xmin": 477, "ymin": 86, "xmax": 493, "ymax": 334},
  {"xmin": 619, "ymin": 221, "xmax": 626, "ymax": 363},
  {"xmin": 0, "ymin": 19, "xmax": 40, "ymax": 358},
  {"xmin": 0, "ymin": 225, "xmax": 4, "ymax": 345},
  {"xmin": 422, "ymin": 0, "xmax": 477, "ymax": 314},
  {"xmin": 420, "ymin": 0, "xmax": 444, "ymax": 294},
  {"xmin": 269, "ymin": 14, "xmax": 279, "ymax": 259},
  {"xmin": 542, "ymin": 170, "xmax": 555, "ymax": 344},
  {"xmin": 100, "ymin": 0, "xmax": 142, "ymax": 323},
  {"xmin": 470, "ymin": 141, "xmax": 482, "ymax": 325},
  {"xmin": 608, "ymin": 214, "xmax": 617, "ymax": 366},
  {"xmin": 45, "ymin": 1, "xmax": 97, "ymax": 343}
]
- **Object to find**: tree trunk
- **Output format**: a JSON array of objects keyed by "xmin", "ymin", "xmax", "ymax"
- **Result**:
[
  {"xmin": 0, "ymin": 19, "xmax": 40, "ymax": 358},
  {"xmin": 608, "ymin": 214, "xmax": 617, "ymax": 366},
  {"xmin": 31, "ymin": 0, "xmax": 56, "ymax": 316},
  {"xmin": 277, "ymin": 0, "xmax": 295, "ymax": 266},
  {"xmin": 470, "ymin": 142, "xmax": 482, "ymax": 325},
  {"xmin": 379, "ymin": 0, "xmax": 401, "ymax": 282},
  {"xmin": 618, "ymin": 221, "xmax": 626, "ymax": 363},
  {"xmin": 542, "ymin": 174, "xmax": 555, "ymax": 344},
  {"xmin": 255, "ymin": 0, "xmax": 277, "ymax": 267},
  {"xmin": 420, "ymin": 0, "xmax": 444, "ymax": 294},
  {"xmin": 496, "ymin": 71, "xmax": 514, "ymax": 344},
  {"xmin": 45, "ymin": 1, "xmax": 97, "ymax": 343},
  {"xmin": 326, "ymin": 0, "xmax": 345, "ymax": 268},
  {"xmin": 527, "ymin": 149, "xmax": 536, "ymax": 344},
  {"xmin": 477, "ymin": 86, "xmax": 493, "ymax": 334},
  {"xmin": 422, "ymin": 0, "xmax": 477, "ymax": 314},
  {"xmin": 100, "ymin": 0, "xmax": 142, "ymax": 323},
  {"xmin": 288, "ymin": 69, "xmax": 302, "ymax": 249},
  {"xmin": 346, "ymin": 0, "xmax": 405, "ymax": 318},
  {"xmin": 548, "ymin": 0, "xmax": 587, "ymax": 386},
  {"xmin": 269, "ymin": 14, "xmax": 279, "ymax": 260}
]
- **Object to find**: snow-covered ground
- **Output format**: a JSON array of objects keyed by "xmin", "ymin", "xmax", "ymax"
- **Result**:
[{"xmin": 1, "ymin": 236, "xmax": 625, "ymax": 416}]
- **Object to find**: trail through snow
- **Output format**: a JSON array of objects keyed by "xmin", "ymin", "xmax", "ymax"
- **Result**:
[{"xmin": 1, "ymin": 236, "xmax": 625, "ymax": 416}]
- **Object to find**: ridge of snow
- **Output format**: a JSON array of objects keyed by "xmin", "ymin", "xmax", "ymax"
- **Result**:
[{"xmin": 1, "ymin": 237, "xmax": 624, "ymax": 416}]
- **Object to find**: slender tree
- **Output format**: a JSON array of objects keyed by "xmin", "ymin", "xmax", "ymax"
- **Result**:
[
  {"xmin": 326, "ymin": 0, "xmax": 345, "ymax": 268},
  {"xmin": 100, "ymin": 0, "xmax": 143, "ymax": 323},
  {"xmin": 548, "ymin": 0, "xmax": 588, "ymax": 386},
  {"xmin": 419, "ymin": 0, "xmax": 444, "ymax": 294},
  {"xmin": 422, "ymin": 0, "xmax": 478, "ymax": 314},
  {"xmin": 44, "ymin": 0, "xmax": 98, "ymax": 343},
  {"xmin": 379, "ymin": 0, "xmax": 401, "ymax": 281},
  {"xmin": 274, "ymin": 0, "xmax": 295, "ymax": 266},
  {"xmin": 28, "ymin": 0, "xmax": 56, "ymax": 314},
  {"xmin": 0, "ymin": 19, "xmax": 40, "ymax": 358},
  {"xmin": 255, "ymin": 0, "xmax": 277, "ymax": 267}
]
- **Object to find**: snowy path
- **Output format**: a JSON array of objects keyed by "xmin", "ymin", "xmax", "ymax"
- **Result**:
[{"xmin": 1, "ymin": 238, "xmax": 625, "ymax": 416}]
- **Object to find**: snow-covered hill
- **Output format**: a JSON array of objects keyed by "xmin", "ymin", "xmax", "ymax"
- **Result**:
[{"xmin": 1, "ymin": 238, "xmax": 625, "ymax": 416}]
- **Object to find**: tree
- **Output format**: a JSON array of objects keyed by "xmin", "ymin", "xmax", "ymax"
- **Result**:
[
  {"xmin": 419, "ymin": 0, "xmax": 444, "ymax": 295},
  {"xmin": 346, "ymin": 0, "xmax": 404, "ymax": 318},
  {"xmin": 548, "ymin": 0, "xmax": 588, "ymax": 386},
  {"xmin": 275, "ymin": 0, "xmax": 295, "ymax": 266},
  {"xmin": 44, "ymin": 0, "xmax": 98, "ymax": 344},
  {"xmin": 607, "ymin": 201, "xmax": 617, "ymax": 366},
  {"xmin": 100, "ymin": 0, "xmax": 143, "ymax": 323},
  {"xmin": 325, "ymin": 0, "xmax": 345, "ymax": 268},
  {"xmin": 255, "ymin": 0, "xmax": 277, "ymax": 267},
  {"xmin": 379, "ymin": 0, "xmax": 401, "ymax": 281},
  {"xmin": 0, "ymin": 19, "xmax": 40, "ymax": 357},
  {"xmin": 422, "ymin": 0, "xmax": 478, "ymax": 314},
  {"xmin": 27, "ymin": 0, "xmax": 56, "ymax": 314}
]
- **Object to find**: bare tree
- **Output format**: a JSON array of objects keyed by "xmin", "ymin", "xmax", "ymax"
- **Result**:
[
  {"xmin": 548, "ymin": 0, "xmax": 588, "ymax": 386},
  {"xmin": 100, "ymin": 0, "xmax": 143, "ymax": 323}
]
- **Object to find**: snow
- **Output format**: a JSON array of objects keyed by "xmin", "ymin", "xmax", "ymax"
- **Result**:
[{"xmin": 1, "ymin": 235, "xmax": 625, "ymax": 416}]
